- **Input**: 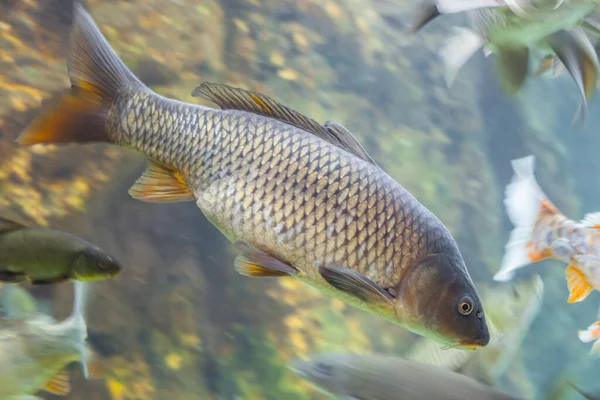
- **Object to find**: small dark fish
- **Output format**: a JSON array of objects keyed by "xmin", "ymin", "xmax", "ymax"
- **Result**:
[
  {"xmin": 290, "ymin": 352, "xmax": 522, "ymax": 400},
  {"xmin": 17, "ymin": 3, "xmax": 489, "ymax": 348},
  {"xmin": 0, "ymin": 217, "xmax": 122, "ymax": 284}
]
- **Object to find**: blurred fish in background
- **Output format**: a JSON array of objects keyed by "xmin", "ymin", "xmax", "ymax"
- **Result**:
[
  {"xmin": 290, "ymin": 352, "xmax": 521, "ymax": 400},
  {"xmin": 412, "ymin": 0, "xmax": 600, "ymax": 120},
  {"xmin": 405, "ymin": 274, "xmax": 544, "ymax": 398},
  {"xmin": 0, "ymin": 281, "xmax": 98, "ymax": 399}
]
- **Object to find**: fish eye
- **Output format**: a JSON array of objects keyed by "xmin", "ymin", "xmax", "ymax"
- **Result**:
[
  {"xmin": 315, "ymin": 362, "xmax": 333, "ymax": 376},
  {"xmin": 458, "ymin": 296, "xmax": 473, "ymax": 315}
]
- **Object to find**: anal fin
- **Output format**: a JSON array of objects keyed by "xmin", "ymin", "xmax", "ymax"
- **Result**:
[
  {"xmin": 44, "ymin": 371, "xmax": 71, "ymax": 396},
  {"xmin": 319, "ymin": 264, "xmax": 394, "ymax": 305},
  {"xmin": 129, "ymin": 160, "xmax": 195, "ymax": 203},
  {"xmin": 233, "ymin": 242, "xmax": 298, "ymax": 277},
  {"xmin": 566, "ymin": 265, "xmax": 593, "ymax": 303}
]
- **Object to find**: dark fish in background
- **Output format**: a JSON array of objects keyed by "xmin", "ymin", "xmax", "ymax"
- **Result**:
[
  {"xmin": 0, "ymin": 217, "xmax": 122, "ymax": 284},
  {"xmin": 17, "ymin": 3, "xmax": 490, "ymax": 348},
  {"xmin": 290, "ymin": 352, "xmax": 522, "ymax": 400}
]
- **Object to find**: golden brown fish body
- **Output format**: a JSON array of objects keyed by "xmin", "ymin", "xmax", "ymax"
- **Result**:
[{"xmin": 19, "ymin": 3, "xmax": 490, "ymax": 348}]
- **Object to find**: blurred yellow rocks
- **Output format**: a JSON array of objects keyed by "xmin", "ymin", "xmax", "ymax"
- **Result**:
[
  {"xmin": 269, "ymin": 50, "xmax": 286, "ymax": 67},
  {"xmin": 278, "ymin": 68, "xmax": 299, "ymax": 81},
  {"xmin": 324, "ymin": 1, "xmax": 344, "ymax": 19},
  {"xmin": 233, "ymin": 18, "xmax": 250, "ymax": 34},
  {"xmin": 107, "ymin": 378, "xmax": 127, "ymax": 400},
  {"xmin": 292, "ymin": 31, "xmax": 310, "ymax": 52},
  {"xmin": 165, "ymin": 352, "xmax": 183, "ymax": 370}
]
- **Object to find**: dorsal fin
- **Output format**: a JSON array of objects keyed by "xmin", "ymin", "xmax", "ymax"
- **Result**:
[
  {"xmin": 0, "ymin": 217, "xmax": 27, "ymax": 234},
  {"xmin": 323, "ymin": 121, "xmax": 377, "ymax": 165},
  {"xmin": 581, "ymin": 212, "xmax": 600, "ymax": 228},
  {"xmin": 191, "ymin": 83, "xmax": 377, "ymax": 165}
]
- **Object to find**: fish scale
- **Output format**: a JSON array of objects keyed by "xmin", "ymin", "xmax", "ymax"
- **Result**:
[
  {"xmin": 18, "ymin": 3, "xmax": 489, "ymax": 347},
  {"xmin": 114, "ymin": 90, "xmax": 449, "ymax": 283}
]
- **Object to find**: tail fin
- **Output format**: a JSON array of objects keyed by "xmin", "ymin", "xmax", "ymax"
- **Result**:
[
  {"xmin": 494, "ymin": 155, "xmax": 552, "ymax": 282},
  {"xmin": 546, "ymin": 29, "xmax": 599, "ymax": 124},
  {"xmin": 17, "ymin": 3, "xmax": 143, "ymax": 146}
]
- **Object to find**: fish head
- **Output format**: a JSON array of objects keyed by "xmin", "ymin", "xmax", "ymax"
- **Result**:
[
  {"xmin": 393, "ymin": 253, "xmax": 490, "ymax": 348},
  {"xmin": 70, "ymin": 247, "xmax": 123, "ymax": 281},
  {"xmin": 288, "ymin": 354, "xmax": 352, "ymax": 396}
]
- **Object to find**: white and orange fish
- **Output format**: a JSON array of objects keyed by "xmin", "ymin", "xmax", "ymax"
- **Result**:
[{"xmin": 493, "ymin": 155, "xmax": 600, "ymax": 304}]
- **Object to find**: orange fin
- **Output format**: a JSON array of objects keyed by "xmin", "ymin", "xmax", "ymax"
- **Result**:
[
  {"xmin": 16, "ymin": 91, "xmax": 109, "ymax": 146},
  {"xmin": 233, "ymin": 242, "xmax": 297, "ymax": 277},
  {"xmin": 128, "ymin": 161, "xmax": 195, "ymax": 203},
  {"xmin": 44, "ymin": 371, "xmax": 71, "ymax": 395},
  {"xmin": 17, "ymin": 4, "xmax": 142, "ymax": 146},
  {"xmin": 566, "ymin": 265, "xmax": 593, "ymax": 303}
]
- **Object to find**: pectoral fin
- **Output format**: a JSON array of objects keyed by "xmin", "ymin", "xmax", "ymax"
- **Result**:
[
  {"xmin": 319, "ymin": 264, "xmax": 394, "ymax": 305},
  {"xmin": 233, "ymin": 242, "xmax": 298, "ymax": 277},
  {"xmin": 44, "ymin": 371, "xmax": 71, "ymax": 396},
  {"xmin": 129, "ymin": 160, "xmax": 195, "ymax": 203},
  {"xmin": 566, "ymin": 265, "xmax": 593, "ymax": 303}
]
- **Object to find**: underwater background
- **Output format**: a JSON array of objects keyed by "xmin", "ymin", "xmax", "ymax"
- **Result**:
[{"xmin": 1, "ymin": 0, "xmax": 600, "ymax": 398}]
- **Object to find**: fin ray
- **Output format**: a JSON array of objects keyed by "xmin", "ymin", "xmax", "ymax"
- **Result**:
[
  {"xmin": 17, "ymin": 3, "xmax": 143, "ymax": 146},
  {"xmin": 495, "ymin": 155, "xmax": 551, "ymax": 281},
  {"xmin": 319, "ymin": 264, "xmax": 394, "ymax": 305},
  {"xmin": 191, "ymin": 83, "xmax": 376, "ymax": 164},
  {"xmin": 44, "ymin": 371, "xmax": 71, "ymax": 396},
  {"xmin": 566, "ymin": 265, "xmax": 593, "ymax": 303},
  {"xmin": 580, "ymin": 212, "xmax": 600, "ymax": 228},
  {"xmin": 129, "ymin": 161, "xmax": 194, "ymax": 203},
  {"xmin": 233, "ymin": 242, "xmax": 297, "ymax": 277}
]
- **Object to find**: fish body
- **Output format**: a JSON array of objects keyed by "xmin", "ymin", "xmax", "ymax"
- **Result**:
[
  {"xmin": 0, "ymin": 281, "xmax": 91, "ymax": 397},
  {"xmin": 290, "ymin": 353, "xmax": 522, "ymax": 400},
  {"xmin": 17, "ymin": 3, "xmax": 490, "ymax": 348},
  {"xmin": 494, "ymin": 155, "xmax": 600, "ymax": 304},
  {"xmin": 0, "ymin": 217, "xmax": 122, "ymax": 284}
]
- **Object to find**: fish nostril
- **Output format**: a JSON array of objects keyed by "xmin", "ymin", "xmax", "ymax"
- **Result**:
[{"xmin": 476, "ymin": 310, "xmax": 483, "ymax": 320}]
